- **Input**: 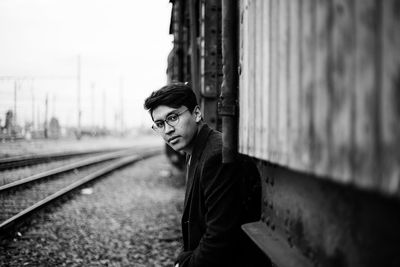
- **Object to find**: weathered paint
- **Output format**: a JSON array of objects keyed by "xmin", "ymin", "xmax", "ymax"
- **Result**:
[
  {"xmin": 220, "ymin": 0, "xmax": 239, "ymax": 163},
  {"xmin": 199, "ymin": 0, "xmax": 222, "ymax": 131},
  {"xmin": 168, "ymin": 0, "xmax": 400, "ymax": 265},
  {"xmin": 255, "ymin": 159, "xmax": 400, "ymax": 267},
  {"xmin": 239, "ymin": 0, "xmax": 249, "ymax": 154},
  {"xmin": 380, "ymin": 0, "xmax": 400, "ymax": 193},
  {"xmin": 239, "ymin": 0, "xmax": 400, "ymax": 197}
]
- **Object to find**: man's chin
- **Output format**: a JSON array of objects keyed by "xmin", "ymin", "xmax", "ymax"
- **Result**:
[{"xmin": 168, "ymin": 143, "xmax": 184, "ymax": 152}]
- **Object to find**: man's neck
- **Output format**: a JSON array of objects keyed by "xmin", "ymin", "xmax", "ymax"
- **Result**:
[{"xmin": 182, "ymin": 122, "xmax": 204, "ymax": 155}]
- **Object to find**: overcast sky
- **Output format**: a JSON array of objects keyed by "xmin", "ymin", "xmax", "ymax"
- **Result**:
[{"xmin": 0, "ymin": 0, "xmax": 173, "ymax": 129}]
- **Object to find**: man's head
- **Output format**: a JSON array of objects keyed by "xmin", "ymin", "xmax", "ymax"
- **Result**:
[{"xmin": 144, "ymin": 83, "xmax": 202, "ymax": 154}]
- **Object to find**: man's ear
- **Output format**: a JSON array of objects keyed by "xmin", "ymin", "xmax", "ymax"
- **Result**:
[{"xmin": 193, "ymin": 106, "xmax": 202, "ymax": 123}]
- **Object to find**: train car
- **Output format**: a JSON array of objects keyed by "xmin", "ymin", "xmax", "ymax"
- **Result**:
[{"xmin": 167, "ymin": 0, "xmax": 400, "ymax": 266}]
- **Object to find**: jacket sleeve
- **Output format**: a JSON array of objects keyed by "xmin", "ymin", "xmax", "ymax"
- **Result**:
[{"xmin": 177, "ymin": 154, "xmax": 244, "ymax": 267}]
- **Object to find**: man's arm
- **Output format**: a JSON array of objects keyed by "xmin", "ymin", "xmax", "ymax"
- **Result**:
[{"xmin": 177, "ymin": 154, "xmax": 244, "ymax": 267}]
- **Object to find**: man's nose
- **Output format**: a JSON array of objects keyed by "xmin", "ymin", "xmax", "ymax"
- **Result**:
[{"xmin": 164, "ymin": 123, "xmax": 174, "ymax": 134}]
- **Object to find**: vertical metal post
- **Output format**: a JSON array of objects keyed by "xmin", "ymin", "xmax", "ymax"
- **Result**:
[
  {"xmin": 199, "ymin": 0, "xmax": 222, "ymax": 131},
  {"xmin": 189, "ymin": 0, "xmax": 201, "ymax": 102},
  {"xmin": 36, "ymin": 106, "xmax": 40, "ymax": 132},
  {"xmin": 220, "ymin": 0, "xmax": 239, "ymax": 163},
  {"xmin": 77, "ymin": 55, "xmax": 81, "ymax": 138},
  {"xmin": 102, "ymin": 90, "xmax": 106, "ymax": 130},
  {"xmin": 52, "ymin": 94, "xmax": 56, "ymax": 118},
  {"xmin": 91, "ymin": 82, "xmax": 95, "ymax": 128},
  {"xmin": 31, "ymin": 80, "xmax": 35, "ymax": 130},
  {"xmin": 13, "ymin": 80, "xmax": 17, "ymax": 127},
  {"xmin": 44, "ymin": 94, "xmax": 48, "ymax": 139},
  {"xmin": 119, "ymin": 76, "xmax": 124, "ymax": 135}
]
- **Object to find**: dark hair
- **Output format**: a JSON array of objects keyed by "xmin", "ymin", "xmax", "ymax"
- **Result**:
[{"xmin": 144, "ymin": 83, "xmax": 198, "ymax": 114}]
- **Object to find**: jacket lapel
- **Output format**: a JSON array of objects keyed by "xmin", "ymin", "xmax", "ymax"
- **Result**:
[{"xmin": 183, "ymin": 124, "xmax": 212, "ymax": 216}]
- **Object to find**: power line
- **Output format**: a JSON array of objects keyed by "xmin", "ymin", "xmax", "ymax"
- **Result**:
[{"xmin": 0, "ymin": 75, "xmax": 76, "ymax": 81}]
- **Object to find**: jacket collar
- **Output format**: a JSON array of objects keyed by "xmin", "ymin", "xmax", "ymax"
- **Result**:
[
  {"xmin": 183, "ymin": 123, "xmax": 212, "ymax": 213},
  {"xmin": 189, "ymin": 123, "xmax": 212, "ymax": 161}
]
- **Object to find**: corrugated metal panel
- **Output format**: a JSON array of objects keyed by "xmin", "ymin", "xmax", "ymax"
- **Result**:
[
  {"xmin": 287, "ymin": 0, "xmax": 301, "ymax": 172},
  {"xmin": 239, "ymin": 0, "xmax": 400, "ymax": 197},
  {"xmin": 261, "ymin": 0, "xmax": 270, "ymax": 159},
  {"xmin": 254, "ymin": 0, "xmax": 263, "ymax": 159},
  {"xmin": 247, "ymin": 0, "xmax": 256, "ymax": 157},
  {"xmin": 268, "ymin": 0, "xmax": 278, "ymax": 162},
  {"xmin": 239, "ymin": 0, "xmax": 249, "ymax": 155},
  {"xmin": 329, "ymin": 0, "xmax": 354, "ymax": 184},
  {"xmin": 381, "ymin": 0, "xmax": 400, "ymax": 193}
]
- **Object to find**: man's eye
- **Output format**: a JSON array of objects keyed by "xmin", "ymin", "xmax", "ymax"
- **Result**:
[
  {"xmin": 155, "ymin": 122, "xmax": 164, "ymax": 128},
  {"xmin": 167, "ymin": 114, "xmax": 179, "ymax": 122}
]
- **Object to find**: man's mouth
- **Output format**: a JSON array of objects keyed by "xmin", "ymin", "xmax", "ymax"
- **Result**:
[{"xmin": 168, "ymin": 136, "xmax": 179, "ymax": 143}]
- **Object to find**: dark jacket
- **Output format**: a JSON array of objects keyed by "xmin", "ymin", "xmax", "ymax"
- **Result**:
[{"xmin": 176, "ymin": 124, "xmax": 266, "ymax": 267}]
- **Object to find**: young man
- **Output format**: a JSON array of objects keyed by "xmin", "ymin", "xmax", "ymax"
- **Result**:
[{"xmin": 144, "ymin": 83, "xmax": 266, "ymax": 267}]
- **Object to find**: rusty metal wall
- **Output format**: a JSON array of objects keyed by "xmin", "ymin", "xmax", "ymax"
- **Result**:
[
  {"xmin": 167, "ymin": 0, "xmax": 191, "ymax": 83},
  {"xmin": 253, "ymin": 160, "xmax": 400, "ymax": 267},
  {"xmin": 169, "ymin": 0, "xmax": 223, "ymax": 131},
  {"xmin": 238, "ymin": 0, "xmax": 400, "ymax": 198},
  {"xmin": 199, "ymin": 0, "xmax": 223, "ymax": 131}
]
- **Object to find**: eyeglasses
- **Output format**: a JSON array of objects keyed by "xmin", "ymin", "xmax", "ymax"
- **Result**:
[{"xmin": 152, "ymin": 109, "xmax": 189, "ymax": 133}]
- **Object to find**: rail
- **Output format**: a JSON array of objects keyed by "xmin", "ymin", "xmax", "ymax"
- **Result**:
[
  {"xmin": 0, "ymin": 147, "xmax": 129, "ymax": 171},
  {"xmin": 0, "ymin": 148, "xmax": 161, "ymax": 236}
]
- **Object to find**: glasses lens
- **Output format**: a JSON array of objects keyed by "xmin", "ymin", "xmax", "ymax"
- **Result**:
[
  {"xmin": 166, "ymin": 114, "xmax": 179, "ymax": 126},
  {"xmin": 152, "ymin": 123, "xmax": 164, "ymax": 132},
  {"xmin": 155, "ymin": 121, "xmax": 164, "ymax": 128}
]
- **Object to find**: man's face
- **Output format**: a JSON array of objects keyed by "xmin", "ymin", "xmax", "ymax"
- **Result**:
[{"xmin": 151, "ymin": 105, "xmax": 202, "ymax": 153}]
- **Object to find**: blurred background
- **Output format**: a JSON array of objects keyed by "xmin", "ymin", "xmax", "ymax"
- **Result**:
[{"xmin": 0, "ymin": 0, "xmax": 172, "ymax": 140}]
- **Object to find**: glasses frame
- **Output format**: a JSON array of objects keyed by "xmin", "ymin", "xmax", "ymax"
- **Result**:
[{"xmin": 152, "ymin": 108, "xmax": 189, "ymax": 133}]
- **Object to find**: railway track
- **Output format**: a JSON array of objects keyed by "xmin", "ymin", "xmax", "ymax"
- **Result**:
[
  {"xmin": 0, "ymin": 148, "xmax": 161, "ymax": 237},
  {"xmin": 0, "ymin": 147, "xmax": 129, "ymax": 171}
]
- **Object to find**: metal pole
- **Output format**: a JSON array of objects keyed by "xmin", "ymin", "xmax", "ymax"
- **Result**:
[
  {"xmin": 119, "ymin": 77, "xmax": 124, "ymax": 135},
  {"xmin": 77, "ymin": 55, "xmax": 82, "ymax": 138},
  {"xmin": 102, "ymin": 90, "xmax": 106, "ymax": 130},
  {"xmin": 44, "ymin": 94, "xmax": 48, "ymax": 139},
  {"xmin": 91, "ymin": 82, "xmax": 95, "ymax": 128},
  {"xmin": 31, "ymin": 80, "xmax": 35, "ymax": 130},
  {"xmin": 36, "ymin": 106, "xmax": 40, "ymax": 132},
  {"xmin": 13, "ymin": 80, "xmax": 17, "ymax": 127},
  {"xmin": 220, "ymin": 0, "xmax": 239, "ymax": 163},
  {"xmin": 52, "ymin": 94, "xmax": 56, "ymax": 118},
  {"xmin": 189, "ymin": 0, "xmax": 201, "ymax": 102}
]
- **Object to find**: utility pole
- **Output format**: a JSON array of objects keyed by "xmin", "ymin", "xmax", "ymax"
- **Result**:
[
  {"xmin": 44, "ymin": 94, "xmax": 48, "ymax": 138},
  {"xmin": 119, "ymin": 77, "xmax": 124, "ymax": 135},
  {"xmin": 13, "ymin": 80, "xmax": 17, "ymax": 127},
  {"xmin": 37, "ymin": 106, "xmax": 40, "ymax": 131},
  {"xmin": 102, "ymin": 90, "xmax": 106, "ymax": 130},
  {"xmin": 52, "ymin": 94, "xmax": 56, "ymax": 118},
  {"xmin": 31, "ymin": 80, "xmax": 35, "ymax": 130},
  {"xmin": 91, "ymin": 82, "xmax": 95, "ymax": 128},
  {"xmin": 77, "ymin": 54, "xmax": 82, "ymax": 139},
  {"xmin": 114, "ymin": 111, "xmax": 118, "ymax": 133}
]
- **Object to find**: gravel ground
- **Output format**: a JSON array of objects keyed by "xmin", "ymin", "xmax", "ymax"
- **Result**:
[
  {"xmin": 1, "ymin": 159, "xmax": 127, "ymax": 222},
  {"xmin": 0, "ymin": 154, "xmax": 185, "ymax": 267}
]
